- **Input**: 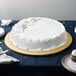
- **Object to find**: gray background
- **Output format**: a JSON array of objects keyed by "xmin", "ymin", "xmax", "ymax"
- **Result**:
[{"xmin": 0, "ymin": 0, "xmax": 76, "ymax": 20}]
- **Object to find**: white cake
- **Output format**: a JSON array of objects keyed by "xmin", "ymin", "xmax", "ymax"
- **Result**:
[{"xmin": 10, "ymin": 17, "xmax": 67, "ymax": 52}]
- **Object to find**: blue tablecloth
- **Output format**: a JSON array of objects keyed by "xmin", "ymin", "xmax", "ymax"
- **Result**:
[{"xmin": 0, "ymin": 20, "xmax": 76, "ymax": 66}]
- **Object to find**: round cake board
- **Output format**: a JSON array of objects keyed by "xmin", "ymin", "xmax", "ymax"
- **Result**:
[{"xmin": 4, "ymin": 32, "xmax": 72, "ymax": 56}]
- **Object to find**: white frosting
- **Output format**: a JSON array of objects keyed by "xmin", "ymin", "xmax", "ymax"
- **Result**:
[
  {"xmin": 72, "ymin": 49, "xmax": 76, "ymax": 56},
  {"xmin": 10, "ymin": 17, "xmax": 67, "ymax": 51}
]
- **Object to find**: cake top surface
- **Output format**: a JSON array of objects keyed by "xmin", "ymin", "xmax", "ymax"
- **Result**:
[
  {"xmin": 12, "ymin": 17, "xmax": 66, "ymax": 42},
  {"xmin": 72, "ymin": 49, "xmax": 76, "ymax": 56}
]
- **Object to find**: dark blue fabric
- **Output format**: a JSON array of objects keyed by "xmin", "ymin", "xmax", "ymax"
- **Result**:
[{"xmin": 0, "ymin": 20, "xmax": 76, "ymax": 66}]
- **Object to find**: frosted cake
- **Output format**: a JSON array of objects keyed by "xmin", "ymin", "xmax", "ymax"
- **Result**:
[{"xmin": 10, "ymin": 17, "xmax": 67, "ymax": 52}]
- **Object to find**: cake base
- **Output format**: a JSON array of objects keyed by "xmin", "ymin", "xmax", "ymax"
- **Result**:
[{"xmin": 4, "ymin": 32, "xmax": 72, "ymax": 56}]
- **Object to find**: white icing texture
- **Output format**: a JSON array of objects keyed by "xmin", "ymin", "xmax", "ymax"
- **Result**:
[
  {"xmin": 10, "ymin": 17, "xmax": 67, "ymax": 51},
  {"xmin": 23, "ymin": 19, "xmax": 65, "ymax": 41}
]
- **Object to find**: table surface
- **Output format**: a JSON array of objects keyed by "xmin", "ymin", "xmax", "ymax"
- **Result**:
[{"xmin": 0, "ymin": 20, "xmax": 76, "ymax": 67}]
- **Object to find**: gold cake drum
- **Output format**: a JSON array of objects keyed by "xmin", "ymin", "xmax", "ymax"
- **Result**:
[{"xmin": 4, "ymin": 32, "xmax": 72, "ymax": 56}]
